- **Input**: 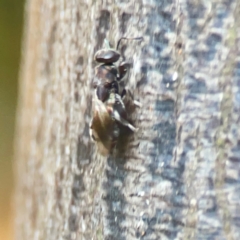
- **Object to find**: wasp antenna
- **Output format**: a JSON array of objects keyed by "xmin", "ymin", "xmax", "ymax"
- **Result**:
[
  {"xmin": 104, "ymin": 38, "xmax": 111, "ymax": 49},
  {"xmin": 116, "ymin": 37, "xmax": 143, "ymax": 50}
]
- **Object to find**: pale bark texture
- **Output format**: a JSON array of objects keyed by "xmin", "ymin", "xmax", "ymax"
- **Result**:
[{"xmin": 15, "ymin": 0, "xmax": 240, "ymax": 239}]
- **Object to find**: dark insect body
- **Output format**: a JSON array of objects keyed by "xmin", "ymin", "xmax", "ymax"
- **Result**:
[{"xmin": 90, "ymin": 37, "xmax": 142, "ymax": 155}]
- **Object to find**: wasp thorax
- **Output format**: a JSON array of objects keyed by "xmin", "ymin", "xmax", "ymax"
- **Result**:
[
  {"xmin": 94, "ymin": 64, "xmax": 118, "ymax": 82},
  {"xmin": 93, "ymin": 64, "xmax": 119, "ymax": 102},
  {"xmin": 94, "ymin": 49, "xmax": 120, "ymax": 63}
]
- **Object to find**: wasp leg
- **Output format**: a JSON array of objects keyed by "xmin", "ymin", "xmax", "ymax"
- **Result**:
[
  {"xmin": 118, "ymin": 61, "xmax": 131, "ymax": 80},
  {"xmin": 121, "ymin": 88, "xmax": 126, "ymax": 98},
  {"xmin": 121, "ymin": 88, "xmax": 142, "ymax": 108},
  {"xmin": 109, "ymin": 93, "xmax": 138, "ymax": 132},
  {"xmin": 133, "ymin": 99, "xmax": 142, "ymax": 108},
  {"xmin": 112, "ymin": 110, "xmax": 138, "ymax": 132}
]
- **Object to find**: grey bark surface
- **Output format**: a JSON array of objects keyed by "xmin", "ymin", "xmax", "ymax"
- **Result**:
[{"xmin": 15, "ymin": 0, "xmax": 240, "ymax": 239}]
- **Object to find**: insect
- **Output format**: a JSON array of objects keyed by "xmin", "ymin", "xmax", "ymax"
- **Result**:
[{"xmin": 90, "ymin": 37, "xmax": 142, "ymax": 155}]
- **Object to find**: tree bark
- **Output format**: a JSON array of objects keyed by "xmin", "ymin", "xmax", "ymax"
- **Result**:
[{"xmin": 15, "ymin": 0, "xmax": 240, "ymax": 239}]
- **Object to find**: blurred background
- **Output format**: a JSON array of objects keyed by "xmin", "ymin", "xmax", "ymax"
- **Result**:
[{"xmin": 0, "ymin": 0, "xmax": 25, "ymax": 239}]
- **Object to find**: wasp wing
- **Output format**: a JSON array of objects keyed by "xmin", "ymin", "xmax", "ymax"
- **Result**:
[{"xmin": 90, "ymin": 96, "xmax": 119, "ymax": 155}]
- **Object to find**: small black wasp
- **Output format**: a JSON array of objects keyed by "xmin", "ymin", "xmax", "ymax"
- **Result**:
[{"xmin": 90, "ymin": 37, "xmax": 142, "ymax": 155}]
